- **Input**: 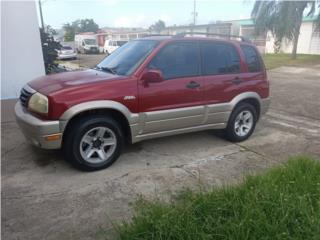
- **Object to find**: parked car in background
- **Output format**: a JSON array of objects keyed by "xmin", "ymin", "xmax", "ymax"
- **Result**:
[
  {"xmin": 57, "ymin": 46, "xmax": 77, "ymax": 60},
  {"xmin": 104, "ymin": 39, "xmax": 128, "ymax": 55},
  {"xmin": 75, "ymin": 34, "xmax": 99, "ymax": 54},
  {"xmin": 15, "ymin": 34, "xmax": 270, "ymax": 171}
]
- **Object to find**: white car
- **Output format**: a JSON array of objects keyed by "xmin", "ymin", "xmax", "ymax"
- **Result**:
[
  {"xmin": 57, "ymin": 46, "xmax": 77, "ymax": 60},
  {"xmin": 104, "ymin": 39, "xmax": 128, "ymax": 55}
]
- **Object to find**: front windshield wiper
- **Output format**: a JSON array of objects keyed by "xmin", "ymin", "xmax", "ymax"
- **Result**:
[{"xmin": 94, "ymin": 66, "xmax": 117, "ymax": 75}]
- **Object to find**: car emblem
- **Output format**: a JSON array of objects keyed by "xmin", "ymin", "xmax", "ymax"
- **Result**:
[{"xmin": 124, "ymin": 96, "xmax": 136, "ymax": 100}]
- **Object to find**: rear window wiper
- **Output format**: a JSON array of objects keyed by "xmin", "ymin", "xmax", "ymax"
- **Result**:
[{"xmin": 95, "ymin": 66, "xmax": 117, "ymax": 75}]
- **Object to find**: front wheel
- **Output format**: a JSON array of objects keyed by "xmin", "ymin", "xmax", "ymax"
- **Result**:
[
  {"xmin": 225, "ymin": 103, "xmax": 257, "ymax": 142},
  {"xmin": 63, "ymin": 115, "xmax": 124, "ymax": 171}
]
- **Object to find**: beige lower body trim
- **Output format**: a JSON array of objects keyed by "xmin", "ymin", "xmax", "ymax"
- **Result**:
[
  {"xmin": 132, "ymin": 122, "xmax": 226, "ymax": 143},
  {"xmin": 130, "ymin": 96, "xmax": 270, "ymax": 143},
  {"xmin": 131, "ymin": 104, "xmax": 232, "ymax": 143}
]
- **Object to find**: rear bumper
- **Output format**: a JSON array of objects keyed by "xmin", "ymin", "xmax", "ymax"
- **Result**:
[
  {"xmin": 15, "ymin": 103, "xmax": 62, "ymax": 149},
  {"xmin": 261, "ymin": 97, "xmax": 271, "ymax": 115}
]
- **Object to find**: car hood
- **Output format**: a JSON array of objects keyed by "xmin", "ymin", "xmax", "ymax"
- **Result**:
[{"xmin": 29, "ymin": 69, "xmax": 123, "ymax": 96}]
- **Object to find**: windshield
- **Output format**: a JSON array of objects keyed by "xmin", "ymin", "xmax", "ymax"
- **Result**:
[
  {"xmin": 96, "ymin": 40, "xmax": 158, "ymax": 76},
  {"xmin": 84, "ymin": 39, "xmax": 96, "ymax": 45}
]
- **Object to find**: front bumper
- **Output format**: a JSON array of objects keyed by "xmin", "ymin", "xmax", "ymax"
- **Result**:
[
  {"xmin": 15, "ymin": 103, "xmax": 62, "ymax": 149},
  {"xmin": 57, "ymin": 53, "xmax": 77, "ymax": 59}
]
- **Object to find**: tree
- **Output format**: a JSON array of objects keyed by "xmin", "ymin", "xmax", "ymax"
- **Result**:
[
  {"xmin": 63, "ymin": 19, "xmax": 99, "ymax": 41},
  {"xmin": 40, "ymin": 28, "xmax": 62, "ymax": 74},
  {"xmin": 45, "ymin": 25, "xmax": 57, "ymax": 36},
  {"xmin": 63, "ymin": 20, "xmax": 80, "ymax": 42},
  {"xmin": 251, "ymin": 0, "xmax": 320, "ymax": 59},
  {"xmin": 79, "ymin": 19, "xmax": 99, "ymax": 32},
  {"xmin": 63, "ymin": 22, "xmax": 77, "ymax": 41},
  {"xmin": 149, "ymin": 20, "xmax": 166, "ymax": 34}
]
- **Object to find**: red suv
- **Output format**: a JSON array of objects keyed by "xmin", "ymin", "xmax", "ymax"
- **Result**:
[{"xmin": 15, "ymin": 34, "xmax": 270, "ymax": 171}]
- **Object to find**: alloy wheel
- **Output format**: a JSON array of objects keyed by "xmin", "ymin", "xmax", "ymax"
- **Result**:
[{"xmin": 79, "ymin": 127, "xmax": 117, "ymax": 164}]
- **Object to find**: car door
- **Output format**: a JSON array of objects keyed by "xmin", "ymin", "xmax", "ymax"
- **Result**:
[
  {"xmin": 138, "ymin": 41, "xmax": 205, "ymax": 134},
  {"xmin": 239, "ymin": 44, "xmax": 267, "ymax": 93},
  {"xmin": 200, "ymin": 41, "xmax": 244, "ymax": 125}
]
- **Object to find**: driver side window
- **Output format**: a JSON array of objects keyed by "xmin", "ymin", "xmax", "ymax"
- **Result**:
[{"xmin": 149, "ymin": 42, "xmax": 200, "ymax": 80}]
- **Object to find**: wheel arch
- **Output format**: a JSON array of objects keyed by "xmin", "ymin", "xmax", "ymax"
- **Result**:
[
  {"xmin": 230, "ymin": 92, "xmax": 262, "ymax": 120},
  {"xmin": 60, "ymin": 101, "xmax": 138, "ymax": 143}
]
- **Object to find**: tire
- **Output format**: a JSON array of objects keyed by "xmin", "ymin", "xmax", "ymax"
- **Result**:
[
  {"xmin": 105, "ymin": 50, "xmax": 109, "ymax": 56},
  {"xmin": 225, "ymin": 103, "xmax": 257, "ymax": 142},
  {"xmin": 63, "ymin": 115, "xmax": 124, "ymax": 171}
]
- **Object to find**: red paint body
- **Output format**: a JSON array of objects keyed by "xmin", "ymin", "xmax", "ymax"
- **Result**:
[{"xmin": 28, "ymin": 37, "xmax": 269, "ymax": 120}]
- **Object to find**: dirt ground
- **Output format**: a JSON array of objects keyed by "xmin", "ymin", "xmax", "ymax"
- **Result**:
[
  {"xmin": 1, "ymin": 65, "xmax": 320, "ymax": 240},
  {"xmin": 68, "ymin": 53, "xmax": 106, "ymax": 68}
]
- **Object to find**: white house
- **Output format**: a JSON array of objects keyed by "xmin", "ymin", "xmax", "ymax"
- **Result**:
[
  {"xmin": 265, "ymin": 16, "xmax": 320, "ymax": 54},
  {"xmin": 1, "ymin": 0, "xmax": 45, "ymax": 100},
  {"xmin": 162, "ymin": 17, "xmax": 320, "ymax": 55},
  {"xmin": 229, "ymin": 17, "xmax": 320, "ymax": 55}
]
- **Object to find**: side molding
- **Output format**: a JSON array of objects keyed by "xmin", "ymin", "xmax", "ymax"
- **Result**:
[{"xmin": 59, "ymin": 100, "xmax": 138, "ymax": 131}]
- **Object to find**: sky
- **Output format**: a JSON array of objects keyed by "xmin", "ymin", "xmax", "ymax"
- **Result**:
[{"xmin": 40, "ymin": 0, "xmax": 254, "ymax": 29}]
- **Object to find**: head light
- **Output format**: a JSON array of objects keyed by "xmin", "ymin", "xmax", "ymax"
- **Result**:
[{"xmin": 28, "ymin": 92, "xmax": 48, "ymax": 115}]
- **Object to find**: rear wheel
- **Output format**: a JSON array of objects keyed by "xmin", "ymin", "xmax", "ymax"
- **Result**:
[
  {"xmin": 63, "ymin": 115, "xmax": 124, "ymax": 171},
  {"xmin": 225, "ymin": 103, "xmax": 257, "ymax": 142}
]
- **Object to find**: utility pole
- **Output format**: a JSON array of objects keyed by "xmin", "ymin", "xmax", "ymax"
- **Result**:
[
  {"xmin": 193, "ymin": 0, "xmax": 196, "ymax": 26},
  {"xmin": 38, "ymin": 0, "xmax": 45, "ymax": 31},
  {"xmin": 191, "ymin": 0, "xmax": 197, "ymax": 34}
]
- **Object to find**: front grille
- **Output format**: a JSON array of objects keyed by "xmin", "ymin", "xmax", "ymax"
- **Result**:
[
  {"xmin": 19, "ymin": 87, "xmax": 33, "ymax": 108},
  {"xmin": 90, "ymin": 47, "xmax": 97, "ymax": 51}
]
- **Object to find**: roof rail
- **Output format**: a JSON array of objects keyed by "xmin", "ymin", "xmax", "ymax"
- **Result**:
[{"xmin": 174, "ymin": 32, "xmax": 251, "ymax": 43}]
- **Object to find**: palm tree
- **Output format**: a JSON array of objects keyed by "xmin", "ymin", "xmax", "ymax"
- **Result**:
[
  {"xmin": 251, "ymin": 0, "xmax": 320, "ymax": 59},
  {"xmin": 149, "ymin": 20, "xmax": 166, "ymax": 34}
]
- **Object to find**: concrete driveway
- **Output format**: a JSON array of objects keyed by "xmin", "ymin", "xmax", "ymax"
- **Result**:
[{"xmin": 2, "ymin": 65, "xmax": 320, "ymax": 240}]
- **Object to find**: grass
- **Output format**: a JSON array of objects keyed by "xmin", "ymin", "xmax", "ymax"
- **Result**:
[
  {"xmin": 262, "ymin": 53, "xmax": 320, "ymax": 70},
  {"xmin": 115, "ymin": 156, "xmax": 320, "ymax": 240}
]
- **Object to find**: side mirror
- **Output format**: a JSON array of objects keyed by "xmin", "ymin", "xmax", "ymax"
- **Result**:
[{"xmin": 142, "ymin": 69, "xmax": 164, "ymax": 84}]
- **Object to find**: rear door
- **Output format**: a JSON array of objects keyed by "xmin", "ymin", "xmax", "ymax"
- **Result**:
[
  {"xmin": 200, "ymin": 41, "xmax": 243, "ymax": 124},
  {"xmin": 240, "ymin": 44, "xmax": 268, "ymax": 98},
  {"xmin": 139, "ymin": 41, "xmax": 205, "ymax": 134}
]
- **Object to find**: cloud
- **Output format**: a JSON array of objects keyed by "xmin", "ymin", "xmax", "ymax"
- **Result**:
[
  {"xmin": 113, "ymin": 13, "xmax": 173, "ymax": 28},
  {"xmin": 98, "ymin": 0, "xmax": 120, "ymax": 7},
  {"xmin": 113, "ymin": 14, "xmax": 148, "ymax": 28},
  {"xmin": 159, "ymin": 14, "xmax": 172, "ymax": 24}
]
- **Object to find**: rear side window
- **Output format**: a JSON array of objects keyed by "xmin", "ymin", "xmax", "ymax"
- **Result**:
[
  {"xmin": 149, "ymin": 42, "xmax": 199, "ymax": 80},
  {"xmin": 240, "ymin": 45, "xmax": 261, "ymax": 72},
  {"xmin": 200, "ymin": 42, "xmax": 240, "ymax": 75}
]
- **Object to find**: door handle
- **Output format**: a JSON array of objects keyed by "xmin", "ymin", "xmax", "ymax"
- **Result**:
[
  {"xmin": 232, "ymin": 77, "xmax": 243, "ymax": 85},
  {"xmin": 186, "ymin": 81, "xmax": 200, "ymax": 89}
]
